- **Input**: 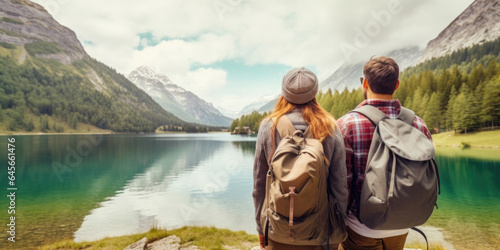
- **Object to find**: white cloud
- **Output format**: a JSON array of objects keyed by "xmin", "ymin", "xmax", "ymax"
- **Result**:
[
  {"xmin": 216, "ymin": 94, "xmax": 259, "ymax": 113},
  {"xmin": 125, "ymin": 33, "xmax": 234, "ymax": 99},
  {"xmin": 33, "ymin": 0, "xmax": 474, "ymax": 111},
  {"xmin": 184, "ymin": 68, "xmax": 228, "ymax": 97}
]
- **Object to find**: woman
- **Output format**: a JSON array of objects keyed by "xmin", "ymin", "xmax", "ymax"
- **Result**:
[{"xmin": 252, "ymin": 67, "xmax": 348, "ymax": 249}]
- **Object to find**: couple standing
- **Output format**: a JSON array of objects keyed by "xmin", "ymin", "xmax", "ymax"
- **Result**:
[{"xmin": 253, "ymin": 56, "xmax": 434, "ymax": 250}]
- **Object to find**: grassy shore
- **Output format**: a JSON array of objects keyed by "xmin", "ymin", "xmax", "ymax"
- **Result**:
[
  {"xmin": 40, "ymin": 226, "xmax": 444, "ymax": 250},
  {"xmin": 432, "ymin": 129, "xmax": 500, "ymax": 149},
  {"xmin": 40, "ymin": 226, "xmax": 259, "ymax": 250},
  {"xmin": 0, "ymin": 121, "xmax": 227, "ymax": 135},
  {"xmin": 0, "ymin": 112, "xmax": 114, "ymax": 135}
]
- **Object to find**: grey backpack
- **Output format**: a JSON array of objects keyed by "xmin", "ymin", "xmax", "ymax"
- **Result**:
[{"xmin": 352, "ymin": 105, "xmax": 440, "ymax": 230}]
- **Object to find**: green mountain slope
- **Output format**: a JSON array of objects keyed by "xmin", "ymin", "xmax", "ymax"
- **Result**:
[{"xmin": 0, "ymin": 0, "xmax": 202, "ymax": 133}]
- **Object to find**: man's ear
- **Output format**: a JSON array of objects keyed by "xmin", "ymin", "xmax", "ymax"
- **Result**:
[
  {"xmin": 363, "ymin": 78, "xmax": 369, "ymax": 89},
  {"xmin": 394, "ymin": 80, "xmax": 400, "ymax": 91}
]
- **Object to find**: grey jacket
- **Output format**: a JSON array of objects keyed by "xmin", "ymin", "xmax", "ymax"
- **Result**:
[{"xmin": 252, "ymin": 108, "xmax": 348, "ymax": 235}]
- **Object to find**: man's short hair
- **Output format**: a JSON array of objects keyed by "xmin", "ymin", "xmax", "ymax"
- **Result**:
[{"xmin": 363, "ymin": 56, "xmax": 399, "ymax": 95}]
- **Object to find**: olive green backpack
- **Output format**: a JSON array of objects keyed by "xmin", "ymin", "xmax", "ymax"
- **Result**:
[{"xmin": 260, "ymin": 115, "xmax": 346, "ymax": 247}]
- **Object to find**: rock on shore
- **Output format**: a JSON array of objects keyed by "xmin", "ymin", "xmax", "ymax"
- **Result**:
[{"xmin": 124, "ymin": 235, "xmax": 198, "ymax": 250}]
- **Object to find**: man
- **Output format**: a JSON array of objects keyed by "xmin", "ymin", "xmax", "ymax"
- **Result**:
[{"xmin": 336, "ymin": 56, "xmax": 433, "ymax": 250}]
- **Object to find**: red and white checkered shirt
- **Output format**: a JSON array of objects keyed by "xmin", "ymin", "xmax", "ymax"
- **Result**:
[{"xmin": 337, "ymin": 99, "xmax": 433, "ymax": 217}]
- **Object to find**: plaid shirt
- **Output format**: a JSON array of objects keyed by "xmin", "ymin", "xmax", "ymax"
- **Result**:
[{"xmin": 336, "ymin": 99, "xmax": 433, "ymax": 216}]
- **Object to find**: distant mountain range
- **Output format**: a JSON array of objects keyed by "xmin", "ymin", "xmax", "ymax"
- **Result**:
[
  {"xmin": 0, "ymin": 0, "xmax": 192, "ymax": 132},
  {"xmin": 128, "ymin": 66, "xmax": 233, "ymax": 126},
  {"xmin": 417, "ymin": 0, "xmax": 500, "ymax": 63},
  {"xmin": 234, "ymin": 47, "xmax": 423, "ymax": 115},
  {"xmin": 235, "ymin": 94, "xmax": 278, "ymax": 116},
  {"xmin": 216, "ymin": 106, "xmax": 240, "ymax": 119},
  {"xmin": 2, "ymin": 0, "xmax": 497, "ymax": 128},
  {"xmin": 319, "ymin": 46, "xmax": 423, "ymax": 92},
  {"xmin": 240, "ymin": 46, "xmax": 423, "ymax": 115},
  {"xmin": 242, "ymin": 0, "xmax": 500, "ymax": 115}
]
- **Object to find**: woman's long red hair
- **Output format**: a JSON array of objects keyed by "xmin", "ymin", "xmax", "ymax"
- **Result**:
[{"xmin": 263, "ymin": 96, "xmax": 336, "ymax": 141}]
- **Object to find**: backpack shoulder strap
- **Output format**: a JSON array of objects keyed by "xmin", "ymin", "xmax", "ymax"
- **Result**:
[
  {"xmin": 278, "ymin": 115, "xmax": 314, "ymax": 139},
  {"xmin": 398, "ymin": 107, "xmax": 416, "ymax": 125},
  {"xmin": 303, "ymin": 126, "xmax": 312, "ymax": 139},
  {"xmin": 411, "ymin": 227, "xmax": 429, "ymax": 250},
  {"xmin": 351, "ymin": 105, "xmax": 388, "ymax": 125},
  {"xmin": 269, "ymin": 115, "xmax": 297, "ymax": 165},
  {"xmin": 272, "ymin": 115, "xmax": 296, "ymax": 138}
]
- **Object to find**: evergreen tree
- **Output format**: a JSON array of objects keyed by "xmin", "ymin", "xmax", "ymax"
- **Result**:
[
  {"xmin": 456, "ymin": 83, "xmax": 477, "ymax": 134},
  {"xmin": 485, "ymin": 59, "xmax": 498, "ymax": 79},
  {"xmin": 230, "ymin": 118, "xmax": 239, "ymax": 132},
  {"xmin": 40, "ymin": 115, "xmax": 49, "ymax": 132},
  {"xmin": 25, "ymin": 119, "xmax": 34, "ymax": 131},
  {"xmin": 452, "ymin": 91, "xmax": 465, "ymax": 132},
  {"xmin": 404, "ymin": 97, "xmax": 412, "ymax": 110},
  {"xmin": 423, "ymin": 92, "xmax": 442, "ymax": 132},
  {"xmin": 469, "ymin": 64, "xmax": 486, "ymax": 90},
  {"xmin": 323, "ymin": 94, "xmax": 334, "ymax": 113},
  {"xmin": 8, "ymin": 120, "xmax": 16, "ymax": 131},
  {"xmin": 445, "ymin": 86, "xmax": 457, "ymax": 131},
  {"xmin": 70, "ymin": 113, "xmax": 78, "ymax": 129},
  {"xmin": 410, "ymin": 88, "xmax": 423, "ymax": 115},
  {"xmin": 480, "ymin": 79, "xmax": 500, "ymax": 129}
]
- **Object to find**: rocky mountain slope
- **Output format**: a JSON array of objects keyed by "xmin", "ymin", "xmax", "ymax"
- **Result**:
[
  {"xmin": 320, "ymin": 46, "xmax": 423, "ymax": 92},
  {"xmin": 0, "ymin": 0, "xmax": 191, "ymax": 132},
  {"xmin": 0, "ymin": 0, "xmax": 85, "ymax": 63},
  {"xmin": 128, "ymin": 66, "xmax": 233, "ymax": 127},
  {"xmin": 418, "ymin": 0, "xmax": 500, "ymax": 63}
]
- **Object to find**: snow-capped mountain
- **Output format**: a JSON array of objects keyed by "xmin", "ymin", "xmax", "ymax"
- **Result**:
[
  {"xmin": 320, "ymin": 46, "xmax": 423, "ymax": 92},
  {"xmin": 216, "ymin": 106, "xmax": 240, "ymax": 119},
  {"xmin": 128, "ymin": 66, "xmax": 233, "ymax": 126},
  {"xmin": 417, "ymin": 0, "xmax": 500, "ymax": 63},
  {"xmin": 237, "ymin": 94, "xmax": 278, "ymax": 116},
  {"xmin": 0, "ymin": 0, "xmax": 188, "ymax": 132}
]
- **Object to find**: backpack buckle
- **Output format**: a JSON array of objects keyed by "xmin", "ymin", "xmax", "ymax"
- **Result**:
[
  {"xmin": 268, "ymin": 169, "xmax": 275, "ymax": 182},
  {"xmin": 292, "ymin": 130, "xmax": 304, "ymax": 137},
  {"xmin": 287, "ymin": 229, "xmax": 296, "ymax": 241}
]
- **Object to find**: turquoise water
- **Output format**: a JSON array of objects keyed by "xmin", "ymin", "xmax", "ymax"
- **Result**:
[
  {"xmin": 425, "ymin": 148, "xmax": 500, "ymax": 249},
  {"xmin": 0, "ymin": 134, "xmax": 498, "ymax": 249}
]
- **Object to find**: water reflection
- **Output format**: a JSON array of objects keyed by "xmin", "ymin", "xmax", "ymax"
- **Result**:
[
  {"xmin": 0, "ymin": 134, "xmax": 170, "ymax": 249},
  {"xmin": 5, "ymin": 133, "xmax": 498, "ymax": 250},
  {"xmin": 0, "ymin": 133, "xmax": 256, "ymax": 248},
  {"xmin": 74, "ymin": 134, "xmax": 256, "ymax": 242},
  {"xmin": 232, "ymin": 140, "xmax": 258, "ymax": 156}
]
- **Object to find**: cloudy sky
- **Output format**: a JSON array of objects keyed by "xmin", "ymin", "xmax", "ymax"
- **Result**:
[{"xmin": 33, "ymin": 0, "xmax": 473, "ymax": 113}]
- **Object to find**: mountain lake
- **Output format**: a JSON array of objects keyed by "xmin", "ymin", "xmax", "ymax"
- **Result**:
[{"xmin": 0, "ymin": 133, "xmax": 498, "ymax": 249}]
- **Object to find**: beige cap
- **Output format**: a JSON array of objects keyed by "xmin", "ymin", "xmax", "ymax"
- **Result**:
[{"xmin": 281, "ymin": 67, "xmax": 318, "ymax": 104}]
